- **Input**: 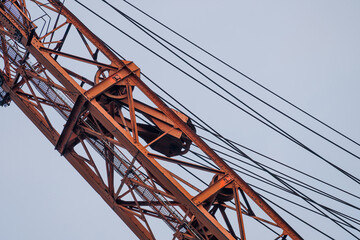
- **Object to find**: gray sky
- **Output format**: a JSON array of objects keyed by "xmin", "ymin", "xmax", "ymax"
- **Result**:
[{"xmin": 1, "ymin": 1, "xmax": 360, "ymax": 239}]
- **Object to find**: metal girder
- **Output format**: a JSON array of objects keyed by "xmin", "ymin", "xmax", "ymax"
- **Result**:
[
  {"xmin": 55, "ymin": 95, "xmax": 86, "ymax": 154},
  {"xmin": 1, "ymin": 79, "xmax": 154, "ymax": 240},
  {"xmin": 0, "ymin": 4, "xmax": 235, "ymax": 239},
  {"xmin": 192, "ymin": 175, "xmax": 233, "ymax": 206},
  {"xmin": 0, "ymin": 1, "xmax": 304, "ymax": 239}
]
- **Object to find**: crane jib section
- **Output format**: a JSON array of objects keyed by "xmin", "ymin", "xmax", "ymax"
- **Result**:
[{"xmin": 0, "ymin": 1, "xmax": 303, "ymax": 240}]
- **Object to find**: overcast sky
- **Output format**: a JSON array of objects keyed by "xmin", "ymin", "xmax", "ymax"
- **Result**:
[{"xmin": 1, "ymin": 1, "xmax": 360, "ymax": 239}]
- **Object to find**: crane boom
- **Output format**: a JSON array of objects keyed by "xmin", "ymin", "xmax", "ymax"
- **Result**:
[{"xmin": 0, "ymin": 1, "xmax": 302, "ymax": 239}]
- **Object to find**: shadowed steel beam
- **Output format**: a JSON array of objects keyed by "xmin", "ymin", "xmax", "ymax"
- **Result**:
[{"xmin": 55, "ymin": 95, "xmax": 86, "ymax": 154}]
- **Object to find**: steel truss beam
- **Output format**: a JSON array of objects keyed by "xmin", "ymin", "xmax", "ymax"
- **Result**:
[{"xmin": 0, "ymin": 1, "xmax": 303, "ymax": 239}]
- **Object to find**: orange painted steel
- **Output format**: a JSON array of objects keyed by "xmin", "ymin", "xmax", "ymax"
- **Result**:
[{"xmin": 0, "ymin": 1, "xmax": 303, "ymax": 239}]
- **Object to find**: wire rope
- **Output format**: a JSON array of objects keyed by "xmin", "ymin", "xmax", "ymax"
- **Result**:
[
  {"xmin": 122, "ymin": 0, "xmax": 360, "ymax": 149},
  {"xmin": 78, "ymin": 0, "xmax": 360, "ymax": 185}
]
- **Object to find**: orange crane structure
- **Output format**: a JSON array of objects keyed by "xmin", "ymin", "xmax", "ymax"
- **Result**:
[{"xmin": 0, "ymin": 1, "xmax": 303, "ymax": 239}]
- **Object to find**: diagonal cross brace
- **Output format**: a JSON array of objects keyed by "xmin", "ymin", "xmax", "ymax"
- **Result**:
[{"xmin": 55, "ymin": 95, "xmax": 87, "ymax": 154}]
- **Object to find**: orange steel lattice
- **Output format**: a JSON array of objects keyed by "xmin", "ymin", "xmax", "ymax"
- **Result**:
[{"xmin": 0, "ymin": 1, "xmax": 303, "ymax": 239}]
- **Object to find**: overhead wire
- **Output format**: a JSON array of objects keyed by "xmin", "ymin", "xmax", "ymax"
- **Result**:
[
  {"xmin": 198, "ymin": 130, "xmax": 360, "ymax": 200},
  {"xmin": 203, "ymin": 144, "xmax": 360, "ymax": 211},
  {"xmin": 88, "ymin": 0, "xmax": 360, "ymax": 186},
  {"xmin": 107, "ymin": 0, "xmax": 360, "ymax": 163},
  {"xmin": 253, "ymin": 185, "xmax": 359, "ymax": 230},
  {"xmin": 260, "ymin": 195, "xmax": 335, "ymax": 240},
  {"xmin": 190, "ymin": 147, "xmax": 360, "ymax": 229},
  {"xmin": 122, "ymin": 0, "xmax": 360, "ymax": 150},
  {"xmin": 194, "ymin": 144, "xmax": 358, "ymax": 238}
]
